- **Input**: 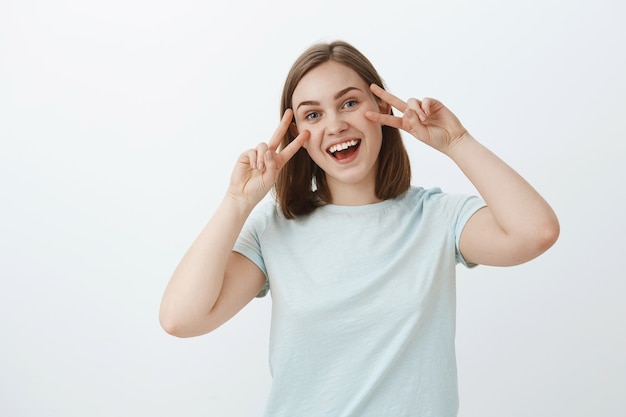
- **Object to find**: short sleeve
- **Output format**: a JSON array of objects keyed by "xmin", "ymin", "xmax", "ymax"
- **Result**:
[
  {"xmin": 453, "ymin": 195, "xmax": 487, "ymax": 267},
  {"xmin": 232, "ymin": 201, "xmax": 274, "ymax": 297}
]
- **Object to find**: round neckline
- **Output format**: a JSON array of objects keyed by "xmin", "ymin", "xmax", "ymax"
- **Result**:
[{"xmin": 318, "ymin": 197, "xmax": 395, "ymax": 214}]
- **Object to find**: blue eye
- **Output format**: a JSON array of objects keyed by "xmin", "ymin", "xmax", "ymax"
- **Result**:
[
  {"xmin": 344, "ymin": 100, "xmax": 357, "ymax": 109},
  {"xmin": 306, "ymin": 112, "xmax": 320, "ymax": 121}
]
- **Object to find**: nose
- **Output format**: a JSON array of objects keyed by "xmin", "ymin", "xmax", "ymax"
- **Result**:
[{"xmin": 325, "ymin": 112, "xmax": 348, "ymax": 136}]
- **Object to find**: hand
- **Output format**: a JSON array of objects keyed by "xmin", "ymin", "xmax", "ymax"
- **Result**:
[
  {"xmin": 227, "ymin": 109, "xmax": 309, "ymax": 206},
  {"xmin": 366, "ymin": 84, "xmax": 468, "ymax": 155}
]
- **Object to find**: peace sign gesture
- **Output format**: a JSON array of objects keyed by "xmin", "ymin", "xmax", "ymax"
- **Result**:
[
  {"xmin": 228, "ymin": 109, "xmax": 310, "ymax": 206},
  {"xmin": 366, "ymin": 84, "xmax": 469, "ymax": 155}
]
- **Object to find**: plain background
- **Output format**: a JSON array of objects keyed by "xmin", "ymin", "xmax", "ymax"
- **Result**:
[{"xmin": 1, "ymin": 0, "xmax": 624, "ymax": 416}]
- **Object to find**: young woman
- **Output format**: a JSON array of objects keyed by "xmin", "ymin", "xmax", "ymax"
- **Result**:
[{"xmin": 160, "ymin": 40, "xmax": 559, "ymax": 416}]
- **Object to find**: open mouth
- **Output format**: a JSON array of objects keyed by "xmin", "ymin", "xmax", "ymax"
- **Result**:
[{"xmin": 327, "ymin": 139, "xmax": 361, "ymax": 160}]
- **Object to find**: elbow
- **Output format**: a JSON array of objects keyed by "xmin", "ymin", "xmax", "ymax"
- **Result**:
[
  {"xmin": 158, "ymin": 303, "xmax": 195, "ymax": 338},
  {"xmin": 540, "ymin": 215, "xmax": 560, "ymax": 251},
  {"xmin": 159, "ymin": 306, "xmax": 217, "ymax": 338},
  {"xmin": 159, "ymin": 309, "xmax": 187, "ymax": 338},
  {"xmin": 529, "ymin": 214, "xmax": 560, "ymax": 258},
  {"xmin": 508, "ymin": 215, "xmax": 560, "ymax": 266}
]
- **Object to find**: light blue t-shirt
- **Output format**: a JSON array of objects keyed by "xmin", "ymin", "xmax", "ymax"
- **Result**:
[{"xmin": 234, "ymin": 186, "xmax": 485, "ymax": 417}]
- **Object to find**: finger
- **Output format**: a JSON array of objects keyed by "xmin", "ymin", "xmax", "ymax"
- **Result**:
[
  {"xmin": 369, "ymin": 84, "xmax": 408, "ymax": 113},
  {"xmin": 255, "ymin": 142, "xmax": 269, "ymax": 171},
  {"xmin": 407, "ymin": 98, "xmax": 427, "ymax": 122},
  {"xmin": 277, "ymin": 130, "xmax": 310, "ymax": 163},
  {"xmin": 263, "ymin": 149, "xmax": 277, "ymax": 172},
  {"xmin": 268, "ymin": 109, "xmax": 294, "ymax": 151},
  {"xmin": 406, "ymin": 97, "xmax": 422, "ymax": 109},
  {"xmin": 365, "ymin": 110, "xmax": 404, "ymax": 129},
  {"xmin": 421, "ymin": 97, "xmax": 438, "ymax": 117},
  {"xmin": 404, "ymin": 108, "xmax": 425, "ymax": 133},
  {"xmin": 242, "ymin": 148, "xmax": 258, "ymax": 170}
]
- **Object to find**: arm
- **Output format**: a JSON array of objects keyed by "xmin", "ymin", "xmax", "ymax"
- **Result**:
[
  {"xmin": 366, "ymin": 85, "xmax": 559, "ymax": 267},
  {"xmin": 159, "ymin": 110, "xmax": 309, "ymax": 337},
  {"xmin": 447, "ymin": 133, "xmax": 559, "ymax": 266},
  {"xmin": 159, "ymin": 197, "xmax": 263, "ymax": 338}
]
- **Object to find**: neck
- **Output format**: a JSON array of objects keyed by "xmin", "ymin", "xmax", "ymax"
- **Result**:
[{"xmin": 326, "ymin": 179, "xmax": 380, "ymax": 206}]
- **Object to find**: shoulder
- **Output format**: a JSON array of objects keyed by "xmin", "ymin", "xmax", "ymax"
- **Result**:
[
  {"xmin": 398, "ymin": 185, "xmax": 485, "ymax": 219},
  {"xmin": 241, "ymin": 198, "xmax": 282, "ymax": 236},
  {"xmin": 403, "ymin": 185, "xmax": 441, "ymax": 202},
  {"xmin": 395, "ymin": 185, "xmax": 444, "ymax": 210},
  {"xmin": 250, "ymin": 198, "xmax": 280, "ymax": 218}
]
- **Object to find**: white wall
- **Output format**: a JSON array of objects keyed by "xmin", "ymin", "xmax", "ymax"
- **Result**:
[{"xmin": 1, "ymin": 0, "xmax": 624, "ymax": 416}]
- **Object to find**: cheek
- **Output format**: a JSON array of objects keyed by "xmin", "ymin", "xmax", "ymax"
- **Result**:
[
  {"xmin": 301, "ymin": 127, "xmax": 323, "ymax": 150},
  {"xmin": 302, "ymin": 147, "xmax": 323, "ymax": 167},
  {"xmin": 301, "ymin": 134, "xmax": 327, "ymax": 164}
]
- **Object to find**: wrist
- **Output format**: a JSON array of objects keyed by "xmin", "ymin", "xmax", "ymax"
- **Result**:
[
  {"xmin": 443, "ymin": 131, "xmax": 476, "ymax": 160},
  {"xmin": 223, "ymin": 192, "xmax": 257, "ymax": 217}
]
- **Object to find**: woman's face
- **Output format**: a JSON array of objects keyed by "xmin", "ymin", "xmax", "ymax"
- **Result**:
[{"xmin": 291, "ymin": 61, "xmax": 388, "ymax": 203}]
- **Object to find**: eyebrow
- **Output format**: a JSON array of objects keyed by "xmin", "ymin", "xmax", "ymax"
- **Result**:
[{"xmin": 295, "ymin": 86, "xmax": 362, "ymax": 111}]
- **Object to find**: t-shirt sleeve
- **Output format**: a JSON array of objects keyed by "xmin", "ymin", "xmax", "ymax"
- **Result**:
[
  {"xmin": 232, "ymin": 202, "xmax": 272, "ymax": 297},
  {"xmin": 452, "ymin": 194, "xmax": 487, "ymax": 268}
]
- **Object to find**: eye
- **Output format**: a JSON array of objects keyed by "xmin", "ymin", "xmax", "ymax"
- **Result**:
[
  {"xmin": 343, "ymin": 100, "xmax": 358, "ymax": 109},
  {"xmin": 305, "ymin": 111, "xmax": 320, "ymax": 121}
]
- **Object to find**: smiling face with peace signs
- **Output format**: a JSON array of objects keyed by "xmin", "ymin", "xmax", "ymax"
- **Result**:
[{"xmin": 291, "ymin": 61, "xmax": 390, "ymax": 206}]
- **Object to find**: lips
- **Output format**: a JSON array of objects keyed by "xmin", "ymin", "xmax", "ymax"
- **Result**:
[{"xmin": 326, "ymin": 139, "xmax": 361, "ymax": 159}]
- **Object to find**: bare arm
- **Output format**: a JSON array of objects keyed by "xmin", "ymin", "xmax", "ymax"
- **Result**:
[
  {"xmin": 447, "ymin": 133, "xmax": 559, "ymax": 266},
  {"xmin": 159, "ymin": 110, "xmax": 309, "ymax": 337},
  {"xmin": 159, "ymin": 197, "xmax": 263, "ymax": 337},
  {"xmin": 366, "ymin": 84, "xmax": 559, "ymax": 266}
]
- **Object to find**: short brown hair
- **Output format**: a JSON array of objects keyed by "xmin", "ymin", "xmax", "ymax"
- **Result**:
[{"xmin": 275, "ymin": 40, "xmax": 411, "ymax": 219}]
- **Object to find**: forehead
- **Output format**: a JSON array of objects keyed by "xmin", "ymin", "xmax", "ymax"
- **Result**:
[{"xmin": 292, "ymin": 61, "xmax": 368, "ymax": 104}]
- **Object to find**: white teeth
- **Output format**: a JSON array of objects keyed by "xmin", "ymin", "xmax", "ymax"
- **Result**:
[{"xmin": 328, "ymin": 140, "xmax": 359, "ymax": 154}]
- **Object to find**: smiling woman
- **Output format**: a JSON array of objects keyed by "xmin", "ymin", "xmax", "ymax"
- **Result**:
[
  {"xmin": 277, "ymin": 45, "xmax": 412, "ymax": 216},
  {"xmin": 288, "ymin": 61, "xmax": 391, "ymax": 206},
  {"xmin": 159, "ymin": 40, "xmax": 559, "ymax": 417}
]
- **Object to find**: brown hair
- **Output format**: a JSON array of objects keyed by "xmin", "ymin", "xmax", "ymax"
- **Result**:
[{"xmin": 275, "ymin": 40, "xmax": 411, "ymax": 219}]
